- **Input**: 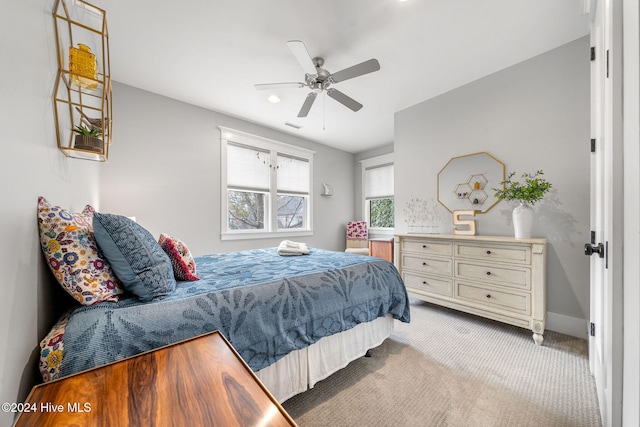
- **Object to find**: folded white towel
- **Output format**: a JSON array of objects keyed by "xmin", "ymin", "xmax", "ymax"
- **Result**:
[
  {"xmin": 283, "ymin": 240, "xmax": 306, "ymax": 249},
  {"xmin": 277, "ymin": 240, "xmax": 310, "ymax": 256}
]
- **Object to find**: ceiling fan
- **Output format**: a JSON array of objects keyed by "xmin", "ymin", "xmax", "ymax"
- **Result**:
[{"xmin": 255, "ymin": 40, "xmax": 380, "ymax": 118}]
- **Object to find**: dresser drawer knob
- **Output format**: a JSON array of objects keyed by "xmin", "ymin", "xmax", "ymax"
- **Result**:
[
  {"xmin": 422, "ymin": 245, "xmax": 427, "ymax": 248},
  {"xmin": 486, "ymin": 250, "xmax": 492, "ymax": 255},
  {"xmin": 486, "ymin": 294, "xmax": 492, "ymax": 299},
  {"xmin": 423, "ymin": 262, "xmax": 427, "ymax": 266},
  {"xmin": 486, "ymin": 271, "xmax": 492, "ymax": 276}
]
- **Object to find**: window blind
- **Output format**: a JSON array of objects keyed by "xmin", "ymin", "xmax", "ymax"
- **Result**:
[
  {"xmin": 277, "ymin": 154, "xmax": 309, "ymax": 194},
  {"xmin": 227, "ymin": 143, "xmax": 270, "ymax": 191},
  {"xmin": 365, "ymin": 163, "xmax": 394, "ymax": 199}
]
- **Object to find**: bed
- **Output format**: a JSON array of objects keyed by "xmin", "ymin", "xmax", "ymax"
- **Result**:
[{"xmin": 37, "ymin": 199, "xmax": 410, "ymax": 402}]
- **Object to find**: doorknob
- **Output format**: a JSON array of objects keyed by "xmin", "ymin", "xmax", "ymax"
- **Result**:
[{"xmin": 584, "ymin": 243, "xmax": 605, "ymax": 258}]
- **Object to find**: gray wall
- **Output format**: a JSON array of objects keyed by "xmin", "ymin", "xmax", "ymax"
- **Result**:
[
  {"xmin": 394, "ymin": 37, "xmax": 591, "ymax": 337},
  {"xmin": 0, "ymin": 2, "xmax": 103, "ymax": 425},
  {"xmin": 100, "ymin": 83, "xmax": 356, "ymax": 255}
]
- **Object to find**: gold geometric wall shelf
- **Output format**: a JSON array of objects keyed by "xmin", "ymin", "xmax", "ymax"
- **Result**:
[
  {"xmin": 53, "ymin": 0, "xmax": 112, "ymax": 162},
  {"xmin": 437, "ymin": 152, "xmax": 505, "ymax": 214}
]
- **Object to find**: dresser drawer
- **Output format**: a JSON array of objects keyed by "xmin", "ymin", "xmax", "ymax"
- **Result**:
[
  {"xmin": 455, "ymin": 242, "xmax": 531, "ymax": 265},
  {"xmin": 403, "ymin": 272, "xmax": 453, "ymax": 297},
  {"xmin": 456, "ymin": 281, "xmax": 531, "ymax": 315},
  {"xmin": 402, "ymin": 239, "xmax": 453, "ymax": 256},
  {"xmin": 455, "ymin": 261, "xmax": 531, "ymax": 290},
  {"xmin": 402, "ymin": 254, "xmax": 452, "ymax": 276}
]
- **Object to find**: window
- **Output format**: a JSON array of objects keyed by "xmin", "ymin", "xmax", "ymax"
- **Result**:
[
  {"xmin": 220, "ymin": 127, "xmax": 314, "ymax": 240},
  {"xmin": 277, "ymin": 154, "xmax": 309, "ymax": 230},
  {"xmin": 361, "ymin": 154, "xmax": 394, "ymax": 232},
  {"xmin": 226, "ymin": 144, "xmax": 269, "ymax": 230}
]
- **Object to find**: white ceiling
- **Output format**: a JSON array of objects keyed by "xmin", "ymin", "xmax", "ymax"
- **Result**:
[{"xmin": 90, "ymin": 0, "xmax": 589, "ymax": 153}]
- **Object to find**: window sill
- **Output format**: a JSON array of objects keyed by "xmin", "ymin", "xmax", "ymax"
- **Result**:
[
  {"xmin": 221, "ymin": 230, "xmax": 314, "ymax": 241},
  {"xmin": 369, "ymin": 228, "xmax": 395, "ymax": 239}
]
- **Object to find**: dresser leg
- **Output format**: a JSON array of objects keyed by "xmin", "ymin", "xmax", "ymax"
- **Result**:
[{"xmin": 533, "ymin": 332, "xmax": 544, "ymax": 346}]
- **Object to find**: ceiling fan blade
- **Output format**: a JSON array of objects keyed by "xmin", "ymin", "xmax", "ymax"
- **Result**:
[
  {"xmin": 297, "ymin": 92, "xmax": 317, "ymax": 117},
  {"xmin": 326, "ymin": 88, "xmax": 363, "ymax": 112},
  {"xmin": 254, "ymin": 82, "xmax": 305, "ymax": 90},
  {"xmin": 329, "ymin": 58, "xmax": 380, "ymax": 83},
  {"xmin": 287, "ymin": 40, "xmax": 317, "ymax": 76}
]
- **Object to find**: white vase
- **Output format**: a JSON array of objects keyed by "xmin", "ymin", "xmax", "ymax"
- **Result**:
[{"xmin": 512, "ymin": 202, "xmax": 534, "ymax": 239}]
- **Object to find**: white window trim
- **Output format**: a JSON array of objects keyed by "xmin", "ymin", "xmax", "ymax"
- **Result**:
[
  {"xmin": 360, "ymin": 153, "xmax": 395, "ymax": 236},
  {"xmin": 220, "ymin": 126, "xmax": 315, "ymax": 241}
]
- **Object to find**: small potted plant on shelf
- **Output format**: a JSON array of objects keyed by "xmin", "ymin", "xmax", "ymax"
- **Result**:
[
  {"xmin": 72, "ymin": 124, "xmax": 103, "ymax": 153},
  {"xmin": 493, "ymin": 170, "xmax": 552, "ymax": 239}
]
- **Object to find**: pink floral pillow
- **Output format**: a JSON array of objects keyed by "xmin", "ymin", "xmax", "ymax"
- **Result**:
[
  {"xmin": 39, "ymin": 310, "xmax": 71, "ymax": 382},
  {"xmin": 37, "ymin": 197, "xmax": 123, "ymax": 304},
  {"xmin": 158, "ymin": 233, "xmax": 200, "ymax": 281},
  {"xmin": 347, "ymin": 221, "xmax": 368, "ymax": 240}
]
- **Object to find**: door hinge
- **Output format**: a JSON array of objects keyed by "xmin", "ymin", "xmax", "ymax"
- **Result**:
[
  {"xmin": 591, "ymin": 138, "xmax": 596, "ymax": 152},
  {"xmin": 590, "ymin": 230, "xmax": 596, "ymax": 244},
  {"xmin": 606, "ymin": 49, "xmax": 610, "ymax": 78},
  {"xmin": 590, "ymin": 322, "xmax": 596, "ymax": 337},
  {"xmin": 590, "ymin": 46, "xmax": 596, "ymax": 61}
]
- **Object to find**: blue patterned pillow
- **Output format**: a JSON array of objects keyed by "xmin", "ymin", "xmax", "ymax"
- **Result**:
[{"xmin": 92, "ymin": 212, "xmax": 176, "ymax": 302}]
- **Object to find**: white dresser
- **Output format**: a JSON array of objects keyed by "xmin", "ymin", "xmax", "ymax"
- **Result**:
[{"xmin": 395, "ymin": 234, "xmax": 547, "ymax": 345}]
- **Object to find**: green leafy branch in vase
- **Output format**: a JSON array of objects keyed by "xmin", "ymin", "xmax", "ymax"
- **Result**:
[{"xmin": 493, "ymin": 170, "xmax": 552, "ymax": 206}]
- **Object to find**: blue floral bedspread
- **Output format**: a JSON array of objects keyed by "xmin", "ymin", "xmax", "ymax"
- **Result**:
[{"xmin": 57, "ymin": 248, "xmax": 410, "ymax": 377}]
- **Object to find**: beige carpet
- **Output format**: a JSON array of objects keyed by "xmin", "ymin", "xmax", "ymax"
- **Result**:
[{"xmin": 282, "ymin": 300, "xmax": 601, "ymax": 427}]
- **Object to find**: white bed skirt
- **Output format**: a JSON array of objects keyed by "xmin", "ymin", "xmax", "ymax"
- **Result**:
[{"xmin": 255, "ymin": 314, "xmax": 395, "ymax": 402}]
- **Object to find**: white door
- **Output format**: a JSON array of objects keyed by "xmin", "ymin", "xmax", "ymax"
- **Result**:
[{"xmin": 588, "ymin": 0, "xmax": 614, "ymax": 425}]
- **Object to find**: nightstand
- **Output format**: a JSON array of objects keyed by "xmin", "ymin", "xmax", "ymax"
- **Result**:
[
  {"xmin": 369, "ymin": 237, "xmax": 394, "ymax": 263},
  {"xmin": 14, "ymin": 331, "xmax": 297, "ymax": 427}
]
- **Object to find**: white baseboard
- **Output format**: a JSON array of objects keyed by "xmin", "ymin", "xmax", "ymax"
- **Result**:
[{"xmin": 547, "ymin": 311, "xmax": 589, "ymax": 339}]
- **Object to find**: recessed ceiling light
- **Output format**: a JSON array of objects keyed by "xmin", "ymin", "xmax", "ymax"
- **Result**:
[{"xmin": 267, "ymin": 94, "xmax": 281, "ymax": 103}]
